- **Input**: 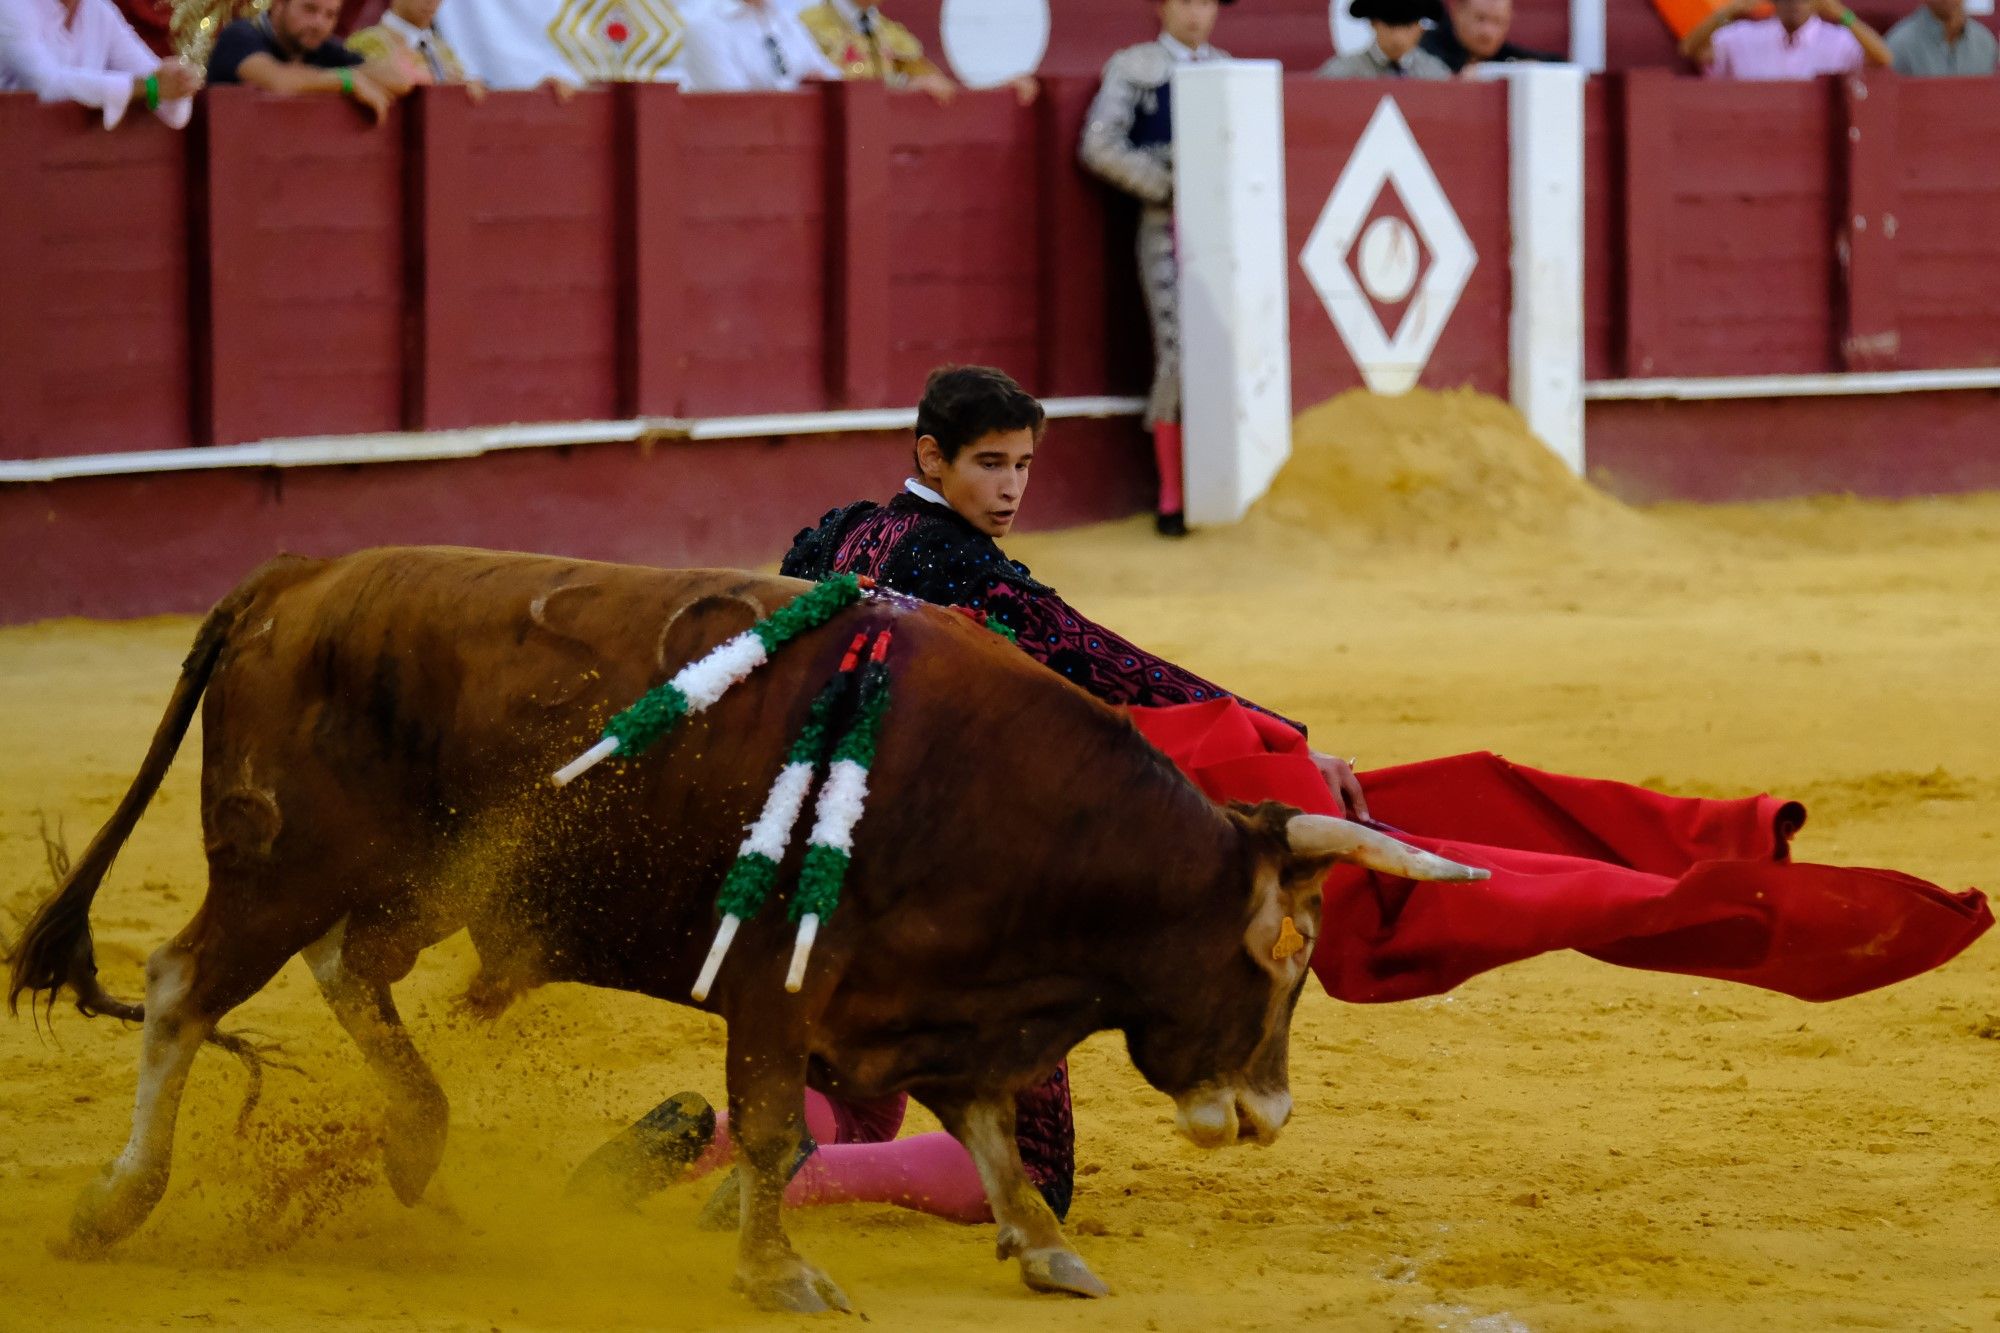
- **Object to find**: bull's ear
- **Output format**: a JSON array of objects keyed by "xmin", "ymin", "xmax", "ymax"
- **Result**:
[{"xmin": 1243, "ymin": 860, "xmax": 1323, "ymax": 986}]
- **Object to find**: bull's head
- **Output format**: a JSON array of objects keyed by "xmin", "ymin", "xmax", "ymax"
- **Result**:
[{"xmin": 1124, "ymin": 803, "xmax": 1487, "ymax": 1150}]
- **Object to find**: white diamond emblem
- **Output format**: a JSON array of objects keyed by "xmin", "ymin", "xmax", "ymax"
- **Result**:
[{"xmin": 1299, "ymin": 97, "xmax": 1477, "ymax": 395}]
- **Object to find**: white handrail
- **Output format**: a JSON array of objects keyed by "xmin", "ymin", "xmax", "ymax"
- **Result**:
[{"xmin": 0, "ymin": 397, "xmax": 1147, "ymax": 485}]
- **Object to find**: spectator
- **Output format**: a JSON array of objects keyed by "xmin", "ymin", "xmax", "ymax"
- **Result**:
[
  {"xmin": 1079, "ymin": 0, "xmax": 1235, "ymax": 537},
  {"xmin": 681, "ymin": 0, "xmax": 840, "ymax": 92},
  {"xmin": 347, "ymin": 0, "xmax": 479, "ymax": 90},
  {"xmin": 1886, "ymin": 0, "xmax": 1997, "ymax": 74},
  {"xmin": 0, "ymin": 0, "xmax": 201, "ymax": 128},
  {"xmin": 1418, "ymin": 0, "xmax": 1560, "ymax": 72},
  {"xmin": 1682, "ymin": 0, "xmax": 1892, "ymax": 76},
  {"xmin": 797, "ymin": 1, "xmax": 1038, "ymax": 104},
  {"xmin": 1320, "ymin": 0, "xmax": 1454, "ymax": 78},
  {"xmin": 206, "ymin": 0, "xmax": 403, "ymax": 120}
]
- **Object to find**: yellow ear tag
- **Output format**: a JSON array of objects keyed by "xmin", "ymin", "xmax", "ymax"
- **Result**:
[{"xmin": 1271, "ymin": 915, "xmax": 1307, "ymax": 962}]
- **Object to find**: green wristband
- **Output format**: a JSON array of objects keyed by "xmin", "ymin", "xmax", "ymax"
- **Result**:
[
  {"xmin": 1839, "ymin": 7, "xmax": 1857, "ymax": 24},
  {"xmin": 144, "ymin": 73, "xmax": 159, "ymax": 110},
  {"xmin": 338, "ymin": 68, "xmax": 355, "ymax": 95}
]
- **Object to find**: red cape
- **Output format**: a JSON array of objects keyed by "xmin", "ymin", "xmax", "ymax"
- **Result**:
[{"xmin": 1130, "ymin": 699, "xmax": 1991, "ymax": 1004}]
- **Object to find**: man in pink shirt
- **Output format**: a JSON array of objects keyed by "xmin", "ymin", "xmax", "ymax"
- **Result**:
[{"xmin": 1683, "ymin": 0, "xmax": 1893, "ymax": 77}]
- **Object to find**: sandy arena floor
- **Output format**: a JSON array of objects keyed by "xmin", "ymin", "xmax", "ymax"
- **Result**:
[{"xmin": 3, "ymin": 390, "xmax": 1996, "ymax": 1331}]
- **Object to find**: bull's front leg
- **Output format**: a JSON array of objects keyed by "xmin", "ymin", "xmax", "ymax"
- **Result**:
[
  {"xmin": 937, "ymin": 1095, "xmax": 1110, "ymax": 1299},
  {"xmin": 723, "ymin": 1026, "xmax": 850, "ymax": 1314}
]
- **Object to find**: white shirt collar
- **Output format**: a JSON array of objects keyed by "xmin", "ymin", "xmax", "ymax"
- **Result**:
[
  {"xmin": 904, "ymin": 478, "xmax": 948, "ymax": 507},
  {"xmin": 379, "ymin": 9, "xmax": 433, "ymax": 43},
  {"xmin": 833, "ymin": 0, "xmax": 873, "ymax": 26},
  {"xmin": 1158, "ymin": 32, "xmax": 1214, "ymax": 62}
]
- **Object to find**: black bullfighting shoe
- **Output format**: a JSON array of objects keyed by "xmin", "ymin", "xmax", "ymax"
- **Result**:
[
  {"xmin": 693, "ymin": 1133, "xmax": 819, "ymax": 1232},
  {"xmin": 565, "ymin": 1090, "xmax": 717, "ymax": 1209},
  {"xmin": 1155, "ymin": 510, "xmax": 1188, "ymax": 537}
]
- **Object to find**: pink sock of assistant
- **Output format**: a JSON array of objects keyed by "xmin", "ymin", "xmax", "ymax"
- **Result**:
[
  {"xmin": 784, "ymin": 1131, "xmax": 992, "ymax": 1225},
  {"xmin": 689, "ymin": 1088, "xmax": 909, "ymax": 1178},
  {"xmin": 1152, "ymin": 422, "xmax": 1185, "ymax": 515}
]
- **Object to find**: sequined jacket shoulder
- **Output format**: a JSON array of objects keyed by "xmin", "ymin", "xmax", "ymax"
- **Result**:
[
  {"xmin": 781, "ymin": 493, "xmax": 1302, "ymax": 730},
  {"xmin": 1077, "ymin": 39, "xmax": 1228, "ymax": 206}
]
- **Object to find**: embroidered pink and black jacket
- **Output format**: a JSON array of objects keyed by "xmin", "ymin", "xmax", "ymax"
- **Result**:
[{"xmin": 782, "ymin": 492, "xmax": 1304, "ymax": 732}]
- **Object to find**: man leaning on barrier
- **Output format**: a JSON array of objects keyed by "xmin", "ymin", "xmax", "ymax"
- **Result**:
[
  {"xmin": 205, "ymin": 0, "xmax": 408, "ymax": 122},
  {"xmin": 0, "ymin": 0, "xmax": 202, "ymax": 128}
]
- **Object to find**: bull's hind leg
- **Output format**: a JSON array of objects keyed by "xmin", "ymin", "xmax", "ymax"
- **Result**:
[
  {"xmin": 938, "ymin": 1096, "xmax": 1109, "ymax": 1299},
  {"xmin": 724, "ymin": 1025, "xmax": 851, "ymax": 1314},
  {"xmin": 300, "ymin": 921, "xmax": 449, "ymax": 1205},
  {"xmin": 66, "ymin": 938, "xmax": 209, "ymax": 1251},
  {"xmin": 68, "ymin": 892, "xmax": 328, "ymax": 1252}
]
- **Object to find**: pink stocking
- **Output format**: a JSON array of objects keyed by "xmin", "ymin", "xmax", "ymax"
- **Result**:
[
  {"xmin": 1151, "ymin": 421, "xmax": 1185, "ymax": 515},
  {"xmin": 689, "ymin": 1088, "xmax": 907, "ymax": 1178},
  {"xmin": 784, "ymin": 1131, "xmax": 992, "ymax": 1224}
]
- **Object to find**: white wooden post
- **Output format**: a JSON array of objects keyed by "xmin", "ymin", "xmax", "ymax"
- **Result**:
[
  {"xmin": 1173, "ymin": 60, "xmax": 1293, "ymax": 528},
  {"xmin": 1570, "ymin": 0, "xmax": 1608, "ymax": 72},
  {"xmin": 1508, "ymin": 65, "xmax": 1587, "ymax": 475}
]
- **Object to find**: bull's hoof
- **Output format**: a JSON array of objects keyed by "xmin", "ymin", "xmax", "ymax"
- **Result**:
[
  {"xmin": 384, "ymin": 1083, "xmax": 450, "ymax": 1206},
  {"xmin": 65, "ymin": 1163, "xmax": 166, "ymax": 1254},
  {"xmin": 734, "ymin": 1261, "xmax": 852, "ymax": 1315},
  {"xmin": 1019, "ymin": 1247, "xmax": 1110, "ymax": 1298}
]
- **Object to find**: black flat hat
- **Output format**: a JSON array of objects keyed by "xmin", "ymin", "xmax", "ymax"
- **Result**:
[{"xmin": 1350, "ymin": 0, "xmax": 1442, "ymax": 22}]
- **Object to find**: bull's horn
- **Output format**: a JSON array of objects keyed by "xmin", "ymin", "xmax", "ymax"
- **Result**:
[{"xmin": 1284, "ymin": 814, "xmax": 1490, "ymax": 883}]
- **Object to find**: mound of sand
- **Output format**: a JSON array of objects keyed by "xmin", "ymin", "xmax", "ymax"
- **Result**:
[{"xmin": 1249, "ymin": 388, "xmax": 1642, "ymax": 550}]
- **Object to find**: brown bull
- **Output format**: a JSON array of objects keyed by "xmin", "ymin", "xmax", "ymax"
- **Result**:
[{"xmin": 8, "ymin": 547, "xmax": 1481, "ymax": 1311}]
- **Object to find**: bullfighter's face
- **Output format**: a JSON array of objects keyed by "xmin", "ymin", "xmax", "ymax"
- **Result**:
[
  {"xmin": 1157, "ymin": 0, "xmax": 1223, "ymax": 50},
  {"xmin": 917, "ymin": 427, "xmax": 1035, "ymax": 539},
  {"xmin": 1373, "ymin": 18, "xmax": 1425, "ymax": 61}
]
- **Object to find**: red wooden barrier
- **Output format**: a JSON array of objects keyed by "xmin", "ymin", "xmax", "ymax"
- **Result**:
[
  {"xmin": 417, "ymin": 88, "xmax": 622, "ymax": 430},
  {"xmin": 1894, "ymin": 78, "xmax": 2000, "ymax": 371},
  {"xmin": 1583, "ymin": 75, "xmax": 1622, "ymax": 383},
  {"xmin": 1283, "ymin": 79, "xmax": 1512, "ymax": 407},
  {"xmin": 1627, "ymin": 73, "xmax": 1840, "ymax": 379},
  {"xmin": 199, "ymin": 90, "xmax": 405, "ymax": 445},
  {"xmin": 671, "ymin": 92, "xmax": 834, "ymax": 416},
  {"xmin": 885, "ymin": 92, "xmax": 1042, "ymax": 396},
  {"xmin": 0, "ymin": 99, "xmax": 192, "ymax": 458}
]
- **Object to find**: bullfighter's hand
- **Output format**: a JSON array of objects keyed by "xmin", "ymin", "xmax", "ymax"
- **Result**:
[
  {"xmin": 364, "ymin": 57, "xmax": 414, "ymax": 96},
  {"xmin": 347, "ymin": 70, "xmax": 395, "ymax": 124},
  {"xmin": 1309, "ymin": 749, "xmax": 1370, "ymax": 823},
  {"xmin": 913, "ymin": 71, "xmax": 958, "ymax": 104},
  {"xmin": 1011, "ymin": 75, "xmax": 1040, "ymax": 106},
  {"xmin": 154, "ymin": 58, "xmax": 203, "ymax": 101}
]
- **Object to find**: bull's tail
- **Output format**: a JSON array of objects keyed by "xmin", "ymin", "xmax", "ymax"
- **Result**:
[{"xmin": 6, "ymin": 567, "xmax": 283, "ymax": 1023}]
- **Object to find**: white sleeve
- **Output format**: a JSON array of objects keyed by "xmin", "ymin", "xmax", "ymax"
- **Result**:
[
  {"xmin": 680, "ymin": 20, "xmax": 740, "ymax": 91},
  {"xmin": 103, "ymin": 8, "xmax": 190, "ymax": 128},
  {"xmin": 0, "ymin": 2, "xmax": 136, "ymax": 127},
  {"xmin": 795, "ymin": 21, "xmax": 838, "ymax": 81}
]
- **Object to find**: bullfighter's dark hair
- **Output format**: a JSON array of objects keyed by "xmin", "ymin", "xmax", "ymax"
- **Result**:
[{"xmin": 913, "ymin": 365, "xmax": 1047, "ymax": 468}]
